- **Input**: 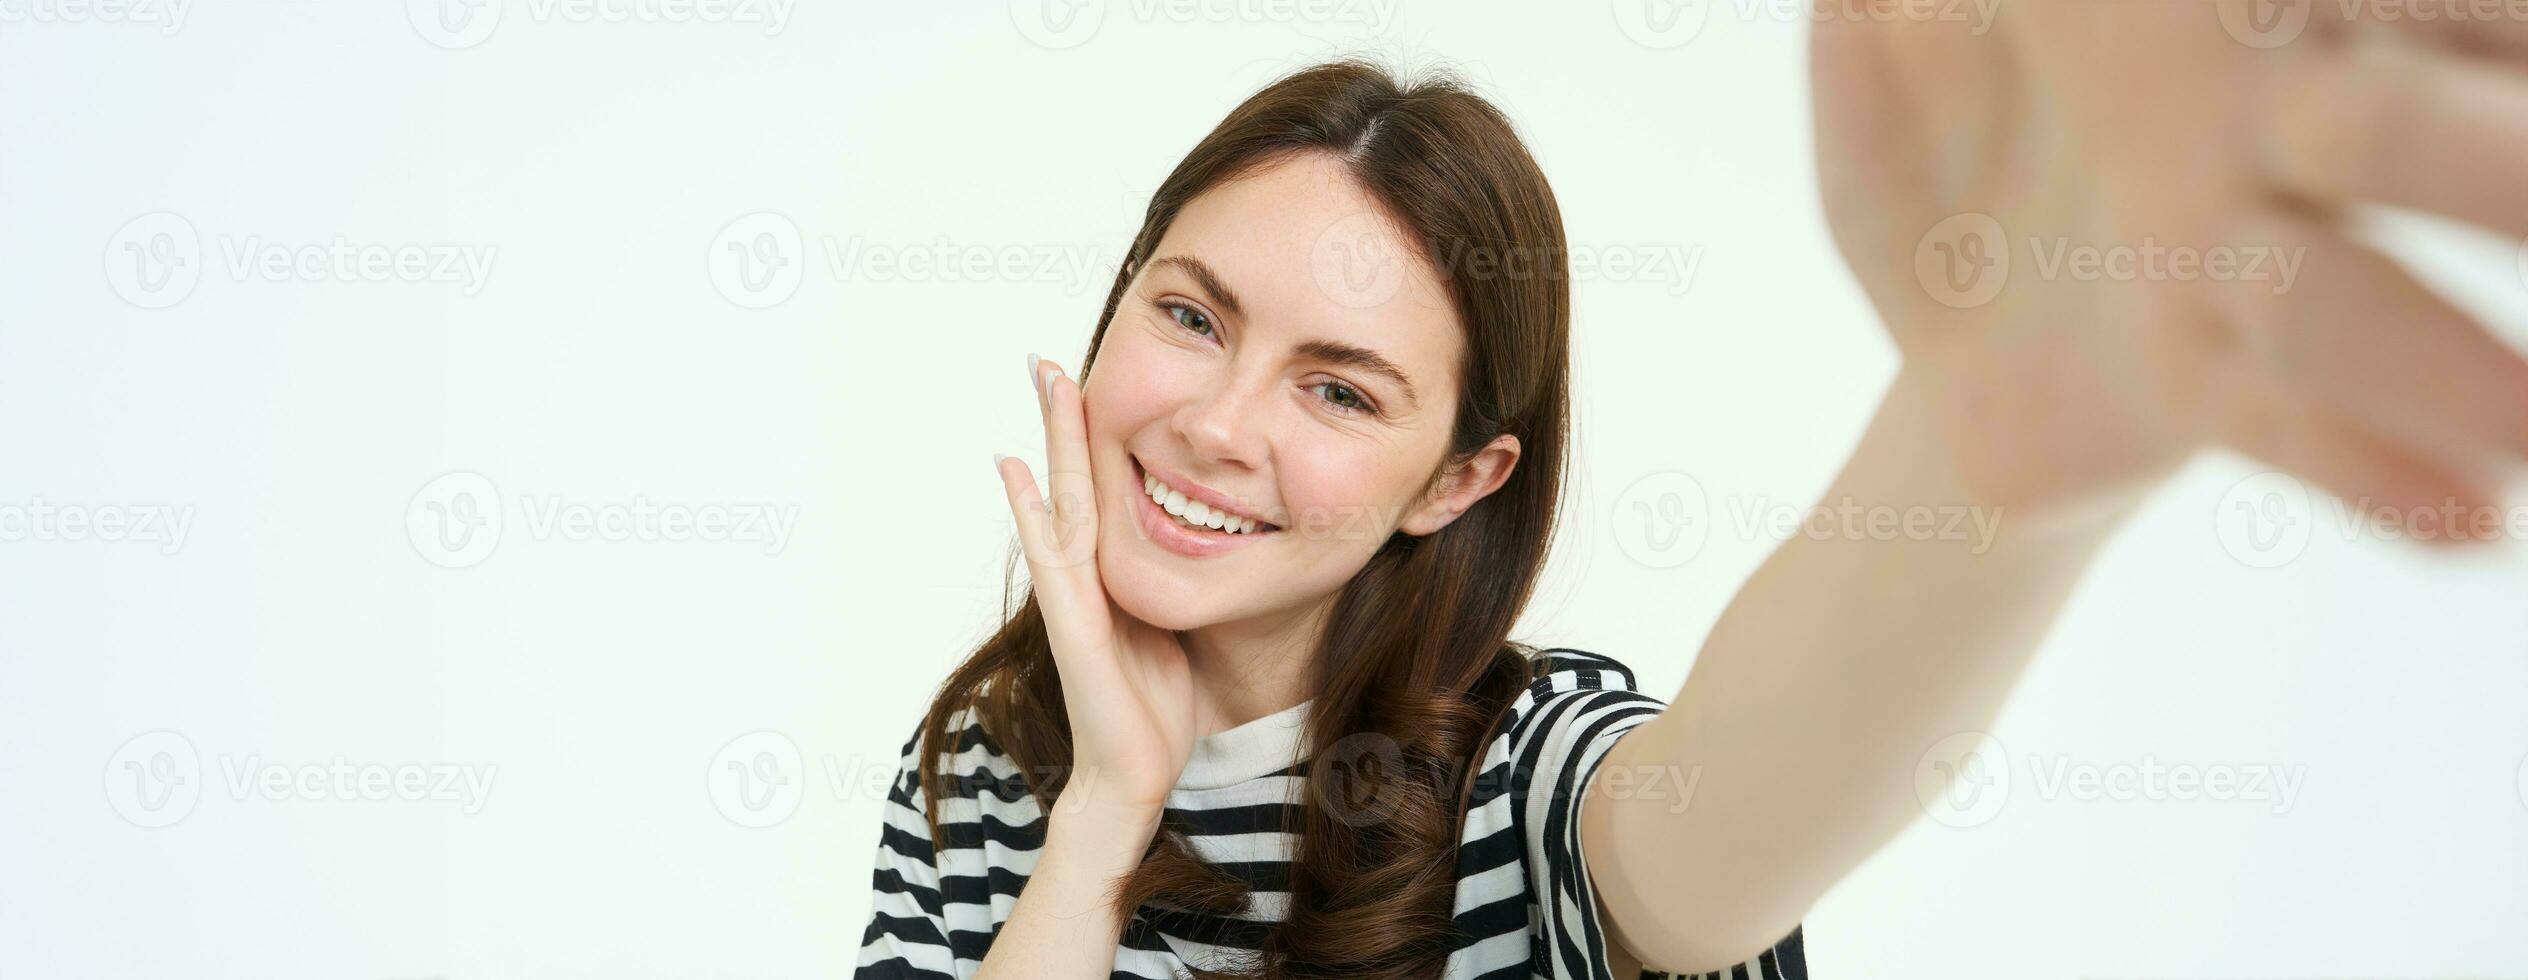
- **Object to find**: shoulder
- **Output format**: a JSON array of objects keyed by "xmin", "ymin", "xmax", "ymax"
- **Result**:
[
  {"xmin": 1519, "ymin": 647, "xmax": 1653, "ymax": 698},
  {"xmin": 1490, "ymin": 647, "xmax": 1667, "ymax": 749},
  {"xmin": 888, "ymin": 703, "xmax": 1040, "ymax": 813},
  {"xmin": 1460, "ymin": 647, "xmax": 1670, "ymax": 816}
]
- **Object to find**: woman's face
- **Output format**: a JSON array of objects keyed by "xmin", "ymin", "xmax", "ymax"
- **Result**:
[{"xmin": 1081, "ymin": 151, "xmax": 1519, "ymax": 634}]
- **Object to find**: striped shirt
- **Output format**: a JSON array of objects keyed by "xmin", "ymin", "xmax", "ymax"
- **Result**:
[{"xmin": 854, "ymin": 648, "xmax": 1809, "ymax": 979}]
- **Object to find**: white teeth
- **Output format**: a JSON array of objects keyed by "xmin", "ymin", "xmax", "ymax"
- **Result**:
[{"xmin": 1141, "ymin": 466, "xmax": 1266, "ymax": 535}]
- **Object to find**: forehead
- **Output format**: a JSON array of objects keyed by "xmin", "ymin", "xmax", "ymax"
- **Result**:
[{"xmin": 1147, "ymin": 152, "xmax": 1462, "ymax": 391}]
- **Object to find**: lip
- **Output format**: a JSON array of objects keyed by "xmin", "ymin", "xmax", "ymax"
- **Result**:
[
  {"xmin": 1129, "ymin": 457, "xmax": 1275, "ymax": 559},
  {"xmin": 1134, "ymin": 457, "xmax": 1275, "ymax": 528}
]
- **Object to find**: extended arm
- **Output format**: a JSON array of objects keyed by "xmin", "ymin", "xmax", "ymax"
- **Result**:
[
  {"xmin": 1583, "ymin": 5, "xmax": 2528, "ymax": 972},
  {"xmin": 1580, "ymin": 365, "xmax": 2157, "ymax": 972}
]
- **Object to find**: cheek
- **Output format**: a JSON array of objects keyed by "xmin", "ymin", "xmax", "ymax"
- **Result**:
[
  {"xmin": 1084, "ymin": 333, "xmax": 1194, "ymax": 436},
  {"xmin": 1273, "ymin": 444, "xmax": 1423, "ymax": 539}
]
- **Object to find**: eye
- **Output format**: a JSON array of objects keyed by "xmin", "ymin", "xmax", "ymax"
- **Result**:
[
  {"xmin": 1311, "ymin": 381, "xmax": 1376, "ymax": 416},
  {"xmin": 1157, "ymin": 300, "xmax": 1215, "ymax": 338}
]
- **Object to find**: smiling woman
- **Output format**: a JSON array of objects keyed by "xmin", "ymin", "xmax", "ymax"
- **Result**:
[
  {"xmin": 852, "ymin": 59, "xmax": 1793, "ymax": 980},
  {"xmin": 854, "ymin": 22, "xmax": 2528, "ymax": 977}
]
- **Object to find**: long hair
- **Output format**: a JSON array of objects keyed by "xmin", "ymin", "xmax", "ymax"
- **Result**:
[{"xmin": 916, "ymin": 58, "xmax": 1573, "ymax": 979}]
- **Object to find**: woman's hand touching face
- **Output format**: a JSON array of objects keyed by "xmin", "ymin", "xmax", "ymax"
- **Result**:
[
  {"xmin": 1814, "ymin": 3, "xmax": 2528, "ymax": 533},
  {"xmin": 993, "ymin": 356, "xmax": 1197, "ymax": 817}
]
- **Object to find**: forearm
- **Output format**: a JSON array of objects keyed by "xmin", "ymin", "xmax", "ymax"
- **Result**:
[
  {"xmin": 1589, "ymin": 364, "xmax": 2164, "ymax": 968},
  {"xmin": 974, "ymin": 801, "xmax": 1161, "ymax": 980}
]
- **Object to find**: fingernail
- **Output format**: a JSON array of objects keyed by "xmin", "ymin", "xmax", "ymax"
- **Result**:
[
  {"xmin": 992, "ymin": 452, "xmax": 1008, "ymax": 466},
  {"xmin": 1027, "ymin": 353, "xmax": 1041, "ymax": 392}
]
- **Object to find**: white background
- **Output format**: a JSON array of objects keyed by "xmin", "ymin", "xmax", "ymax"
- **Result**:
[{"xmin": 5, "ymin": 1, "xmax": 2527, "ymax": 977}]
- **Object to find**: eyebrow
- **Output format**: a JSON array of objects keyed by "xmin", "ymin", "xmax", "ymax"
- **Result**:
[
  {"xmin": 1148, "ymin": 253, "xmax": 1421, "ymax": 409},
  {"xmin": 1297, "ymin": 339, "xmax": 1420, "ymax": 409},
  {"xmin": 1150, "ymin": 255, "xmax": 1244, "ymax": 319}
]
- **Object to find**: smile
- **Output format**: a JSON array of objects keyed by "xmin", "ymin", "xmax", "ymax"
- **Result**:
[
  {"xmin": 1143, "ymin": 469, "xmax": 1267, "ymax": 534},
  {"xmin": 1128, "ymin": 457, "xmax": 1280, "ymax": 559}
]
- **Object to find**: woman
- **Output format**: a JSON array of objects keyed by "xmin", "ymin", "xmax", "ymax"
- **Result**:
[{"xmin": 857, "ymin": 15, "xmax": 2528, "ymax": 977}]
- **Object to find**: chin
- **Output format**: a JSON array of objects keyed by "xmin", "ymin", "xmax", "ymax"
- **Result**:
[{"xmin": 1096, "ymin": 547, "xmax": 1229, "ymax": 633}]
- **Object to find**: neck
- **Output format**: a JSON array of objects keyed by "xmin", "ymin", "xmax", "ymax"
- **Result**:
[{"xmin": 1177, "ymin": 596, "xmax": 1333, "ymax": 735}]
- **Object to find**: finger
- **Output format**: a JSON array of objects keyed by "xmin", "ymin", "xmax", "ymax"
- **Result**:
[
  {"xmin": 1027, "ymin": 352, "xmax": 1050, "ymax": 418},
  {"xmin": 1028, "ymin": 359, "xmax": 1098, "ymax": 570},
  {"xmin": 1042, "ymin": 366, "xmax": 1096, "ymax": 526},
  {"xmin": 993, "ymin": 453, "xmax": 1078, "ymax": 599},
  {"xmin": 2209, "ymin": 365, "xmax": 2504, "ymax": 545},
  {"xmin": 2258, "ymin": 38, "xmax": 2528, "ymax": 239},
  {"xmin": 2210, "ymin": 216, "xmax": 2528, "ymax": 468}
]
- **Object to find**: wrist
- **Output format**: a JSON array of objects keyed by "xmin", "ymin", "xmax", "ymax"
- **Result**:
[
  {"xmin": 1886, "ymin": 362, "xmax": 2173, "ymax": 536},
  {"xmin": 1045, "ymin": 796, "xmax": 1164, "ymax": 852}
]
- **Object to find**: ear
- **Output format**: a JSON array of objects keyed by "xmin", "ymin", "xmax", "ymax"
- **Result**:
[{"xmin": 1399, "ymin": 434, "xmax": 1522, "ymax": 537}]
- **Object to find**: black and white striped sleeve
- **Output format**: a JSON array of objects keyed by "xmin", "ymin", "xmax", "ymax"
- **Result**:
[
  {"xmin": 1509, "ymin": 655, "xmax": 1809, "ymax": 980},
  {"xmin": 853, "ymin": 726, "xmax": 960, "ymax": 979}
]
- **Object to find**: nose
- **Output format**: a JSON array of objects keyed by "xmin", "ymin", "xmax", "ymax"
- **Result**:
[{"xmin": 1171, "ymin": 373, "xmax": 1269, "ymax": 470}]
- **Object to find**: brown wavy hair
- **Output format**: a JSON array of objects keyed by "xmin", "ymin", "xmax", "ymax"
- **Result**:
[{"xmin": 916, "ymin": 58, "xmax": 1573, "ymax": 979}]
